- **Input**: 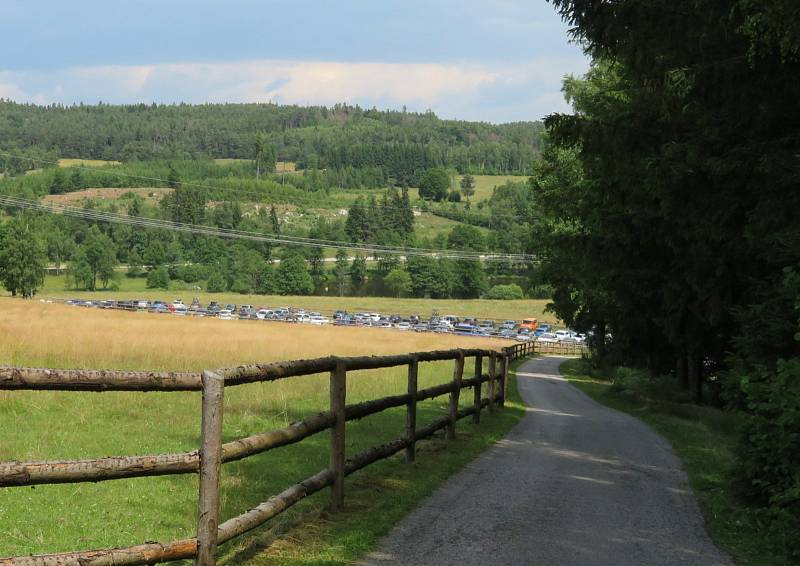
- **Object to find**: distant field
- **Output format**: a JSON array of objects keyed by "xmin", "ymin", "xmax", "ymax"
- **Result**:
[
  {"xmin": 213, "ymin": 159, "xmax": 298, "ymax": 174},
  {"xmin": 58, "ymin": 158, "xmax": 121, "ymax": 167},
  {"xmin": 458, "ymin": 174, "xmax": 528, "ymax": 201},
  {"xmin": 414, "ymin": 211, "xmax": 489, "ymax": 241},
  {"xmin": 0, "ymin": 298, "xmax": 520, "ymax": 560},
  {"xmin": 42, "ymin": 187, "xmax": 169, "ymax": 206},
  {"xmin": 37, "ymin": 274, "xmax": 556, "ymax": 323}
]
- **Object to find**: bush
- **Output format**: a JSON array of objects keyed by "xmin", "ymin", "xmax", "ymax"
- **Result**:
[
  {"xmin": 146, "ymin": 266, "xmax": 170, "ymax": 289},
  {"xmin": 447, "ymin": 190, "xmax": 462, "ymax": 202},
  {"xmin": 206, "ymin": 270, "xmax": 227, "ymax": 292},
  {"xmin": 485, "ymin": 284, "xmax": 524, "ymax": 300},
  {"xmin": 737, "ymin": 358, "xmax": 800, "ymax": 559}
]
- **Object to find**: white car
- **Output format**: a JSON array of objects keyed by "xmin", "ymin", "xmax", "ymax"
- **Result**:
[
  {"xmin": 394, "ymin": 322, "xmax": 412, "ymax": 331},
  {"xmin": 309, "ymin": 315, "xmax": 330, "ymax": 325},
  {"xmin": 256, "ymin": 309, "xmax": 272, "ymax": 320},
  {"xmin": 218, "ymin": 309, "xmax": 234, "ymax": 320},
  {"xmin": 538, "ymin": 332, "xmax": 559, "ymax": 343}
]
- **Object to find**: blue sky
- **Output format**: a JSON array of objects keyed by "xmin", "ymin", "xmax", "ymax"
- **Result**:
[{"xmin": 0, "ymin": 0, "xmax": 589, "ymax": 122}]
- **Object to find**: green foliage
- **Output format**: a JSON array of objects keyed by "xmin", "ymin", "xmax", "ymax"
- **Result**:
[
  {"xmin": 406, "ymin": 256, "xmax": 455, "ymax": 299},
  {"xmin": 418, "ymin": 168, "xmax": 449, "ymax": 201},
  {"xmin": 544, "ymin": 1, "xmax": 800, "ymax": 558},
  {"xmin": 486, "ymin": 284, "xmax": 524, "ymax": 300},
  {"xmin": 460, "ymin": 173, "xmax": 475, "ymax": 199},
  {"xmin": 447, "ymin": 224, "xmax": 485, "ymax": 252},
  {"xmin": 276, "ymin": 254, "xmax": 313, "ymax": 296},
  {"xmin": 67, "ymin": 226, "xmax": 117, "ymax": 291},
  {"xmin": 146, "ymin": 266, "xmax": 170, "ymax": 289},
  {"xmin": 350, "ymin": 254, "xmax": 367, "ymax": 291},
  {"xmin": 452, "ymin": 260, "xmax": 488, "ymax": 299},
  {"xmin": 0, "ymin": 100, "xmax": 543, "ymax": 177},
  {"xmin": 332, "ymin": 248, "xmax": 349, "ymax": 297},
  {"xmin": 384, "ymin": 268, "xmax": 412, "ymax": 298},
  {"xmin": 206, "ymin": 268, "xmax": 227, "ymax": 293},
  {"xmin": 0, "ymin": 215, "xmax": 46, "ymax": 298}
]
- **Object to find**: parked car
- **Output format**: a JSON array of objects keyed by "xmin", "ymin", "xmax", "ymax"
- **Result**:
[
  {"xmin": 218, "ymin": 309, "xmax": 234, "ymax": 320},
  {"xmin": 537, "ymin": 332, "xmax": 559, "ymax": 343},
  {"xmin": 394, "ymin": 321, "xmax": 412, "ymax": 331},
  {"xmin": 309, "ymin": 315, "xmax": 330, "ymax": 325}
]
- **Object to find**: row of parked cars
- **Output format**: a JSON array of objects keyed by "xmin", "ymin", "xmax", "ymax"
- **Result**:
[{"xmin": 60, "ymin": 298, "xmax": 588, "ymax": 344}]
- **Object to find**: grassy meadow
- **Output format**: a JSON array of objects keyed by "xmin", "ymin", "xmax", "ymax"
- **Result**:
[
  {"xmin": 37, "ymin": 274, "xmax": 556, "ymax": 324},
  {"xmin": 0, "ymin": 298, "xmax": 524, "ymax": 562}
]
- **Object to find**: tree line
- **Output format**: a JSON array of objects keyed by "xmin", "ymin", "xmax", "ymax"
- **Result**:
[
  {"xmin": 0, "ymin": 100, "xmax": 544, "ymax": 179},
  {"xmin": 538, "ymin": 0, "xmax": 800, "ymax": 557}
]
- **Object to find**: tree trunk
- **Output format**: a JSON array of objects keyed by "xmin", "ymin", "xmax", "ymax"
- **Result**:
[
  {"xmin": 687, "ymin": 353, "xmax": 703, "ymax": 404},
  {"xmin": 676, "ymin": 353, "xmax": 688, "ymax": 389}
]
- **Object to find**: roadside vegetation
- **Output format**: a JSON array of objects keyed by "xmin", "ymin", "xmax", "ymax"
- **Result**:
[
  {"xmin": 535, "ymin": 2, "xmax": 800, "ymax": 560},
  {"xmin": 560, "ymin": 358, "xmax": 791, "ymax": 565},
  {"xmin": 0, "ymin": 299, "xmax": 523, "ymax": 561}
]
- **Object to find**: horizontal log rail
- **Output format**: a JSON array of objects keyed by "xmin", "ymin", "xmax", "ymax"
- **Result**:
[{"xmin": 1, "ymin": 346, "xmax": 531, "ymax": 565}]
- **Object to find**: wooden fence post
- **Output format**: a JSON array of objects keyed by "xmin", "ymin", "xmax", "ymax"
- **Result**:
[
  {"xmin": 405, "ymin": 357, "xmax": 418, "ymax": 462},
  {"xmin": 472, "ymin": 354, "xmax": 482, "ymax": 424},
  {"xmin": 499, "ymin": 353, "xmax": 509, "ymax": 408},
  {"xmin": 330, "ymin": 359, "xmax": 347, "ymax": 512},
  {"xmin": 197, "ymin": 370, "xmax": 224, "ymax": 566},
  {"xmin": 488, "ymin": 353, "xmax": 496, "ymax": 412},
  {"xmin": 447, "ymin": 351, "xmax": 465, "ymax": 440}
]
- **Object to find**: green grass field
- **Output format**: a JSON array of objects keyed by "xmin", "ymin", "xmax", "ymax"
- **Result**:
[
  {"xmin": 457, "ymin": 174, "xmax": 529, "ymax": 201},
  {"xmin": 37, "ymin": 274, "xmax": 556, "ymax": 324},
  {"xmin": 560, "ymin": 359, "xmax": 789, "ymax": 565},
  {"xmin": 413, "ymin": 211, "xmax": 489, "ymax": 241},
  {"xmin": 0, "ymin": 299, "xmax": 525, "ymax": 563}
]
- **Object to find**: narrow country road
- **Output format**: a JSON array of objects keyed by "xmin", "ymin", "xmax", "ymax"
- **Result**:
[{"xmin": 363, "ymin": 357, "xmax": 730, "ymax": 566}]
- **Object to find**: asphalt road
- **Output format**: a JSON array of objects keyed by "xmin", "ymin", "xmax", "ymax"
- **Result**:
[{"xmin": 362, "ymin": 356, "xmax": 730, "ymax": 566}]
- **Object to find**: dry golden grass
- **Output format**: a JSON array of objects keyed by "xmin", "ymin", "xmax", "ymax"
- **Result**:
[
  {"xmin": 57, "ymin": 158, "xmax": 121, "ymax": 167},
  {"xmin": 0, "ymin": 298, "xmax": 504, "ymax": 372},
  {"xmin": 41, "ymin": 187, "xmax": 169, "ymax": 206}
]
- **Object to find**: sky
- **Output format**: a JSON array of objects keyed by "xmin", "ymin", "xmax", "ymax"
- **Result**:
[{"xmin": 0, "ymin": 0, "xmax": 589, "ymax": 123}]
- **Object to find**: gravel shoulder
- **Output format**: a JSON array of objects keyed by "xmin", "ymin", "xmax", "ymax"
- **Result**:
[{"xmin": 362, "ymin": 356, "xmax": 731, "ymax": 566}]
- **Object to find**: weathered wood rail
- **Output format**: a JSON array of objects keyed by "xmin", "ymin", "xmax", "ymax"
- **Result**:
[{"xmin": 0, "ymin": 344, "xmax": 536, "ymax": 566}]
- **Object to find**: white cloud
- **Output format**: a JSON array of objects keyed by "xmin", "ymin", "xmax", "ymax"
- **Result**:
[{"xmin": 0, "ymin": 56, "xmax": 589, "ymax": 121}]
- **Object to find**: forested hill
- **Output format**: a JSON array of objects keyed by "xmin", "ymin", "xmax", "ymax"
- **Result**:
[{"xmin": 0, "ymin": 101, "xmax": 544, "ymax": 179}]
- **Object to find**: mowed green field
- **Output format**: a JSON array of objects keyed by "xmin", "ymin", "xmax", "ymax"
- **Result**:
[
  {"xmin": 408, "ymin": 175, "xmax": 528, "ymax": 203},
  {"xmin": 0, "ymin": 298, "xmax": 524, "ymax": 564},
  {"xmin": 37, "ymin": 274, "xmax": 556, "ymax": 324}
]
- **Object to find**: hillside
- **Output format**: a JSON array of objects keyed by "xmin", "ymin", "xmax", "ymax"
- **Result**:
[{"xmin": 0, "ymin": 101, "xmax": 544, "ymax": 179}]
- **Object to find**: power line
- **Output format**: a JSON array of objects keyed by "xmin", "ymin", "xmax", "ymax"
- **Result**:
[
  {"xmin": 0, "ymin": 195, "xmax": 535, "ymax": 262},
  {"xmin": 0, "ymin": 151, "xmax": 510, "ymax": 220}
]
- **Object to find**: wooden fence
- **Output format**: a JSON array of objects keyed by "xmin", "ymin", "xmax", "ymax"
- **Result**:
[{"xmin": 0, "ymin": 344, "xmax": 540, "ymax": 566}]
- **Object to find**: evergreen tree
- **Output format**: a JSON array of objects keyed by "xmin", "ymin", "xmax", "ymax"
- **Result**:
[
  {"xmin": 308, "ymin": 247, "xmax": 327, "ymax": 293},
  {"xmin": 270, "ymin": 205, "xmax": 280, "ymax": 234},
  {"xmin": 333, "ymin": 248, "xmax": 349, "ymax": 296},
  {"xmin": 350, "ymin": 253, "xmax": 367, "ymax": 290},
  {"xmin": 460, "ymin": 174, "xmax": 476, "ymax": 200}
]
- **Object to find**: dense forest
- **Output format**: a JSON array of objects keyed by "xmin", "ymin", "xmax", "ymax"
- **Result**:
[
  {"xmin": 0, "ymin": 101, "xmax": 544, "ymax": 182},
  {"xmin": 538, "ymin": 0, "xmax": 800, "ymax": 558}
]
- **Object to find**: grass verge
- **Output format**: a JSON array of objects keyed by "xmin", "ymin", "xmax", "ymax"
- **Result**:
[
  {"xmin": 560, "ymin": 358, "xmax": 790, "ymax": 566},
  {"xmin": 220, "ymin": 363, "xmax": 527, "ymax": 565}
]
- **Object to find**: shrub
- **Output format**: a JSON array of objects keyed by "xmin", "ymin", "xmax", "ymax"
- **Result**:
[
  {"xmin": 485, "ymin": 284, "xmax": 524, "ymax": 300},
  {"xmin": 206, "ymin": 270, "xmax": 227, "ymax": 293},
  {"xmin": 146, "ymin": 266, "xmax": 170, "ymax": 289}
]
